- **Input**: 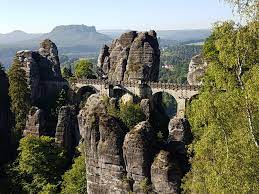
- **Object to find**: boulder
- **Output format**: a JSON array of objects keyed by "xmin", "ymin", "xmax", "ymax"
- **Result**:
[
  {"xmin": 187, "ymin": 54, "xmax": 207, "ymax": 86},
  {"xmin": 78, "ymin": 94, "xmax": 131, "ymax": 193},
  {"xmin": 98, "ymin": 31, "xmax": 160, "ymax": 82},
  {"xmin": 151, "ymin": 150, "xmax": 182, "ymax": 194},
  {"xmin": 168, "ymin": 116, "xmax": 192, "ymax": 144}
]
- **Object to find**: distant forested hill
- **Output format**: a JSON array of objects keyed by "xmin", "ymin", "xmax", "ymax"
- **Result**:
[
  {"xmin": 0, "ymin": 25, "xmax": 111, "ymax": 68},
  {"xmin": 0, "ymin": 26, "xmax": 210, "ymax": 69}
]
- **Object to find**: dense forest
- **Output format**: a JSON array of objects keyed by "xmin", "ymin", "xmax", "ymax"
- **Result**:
[{"xmin": 159, "ymin": 44, "xmax": 202, "ymax": 83}]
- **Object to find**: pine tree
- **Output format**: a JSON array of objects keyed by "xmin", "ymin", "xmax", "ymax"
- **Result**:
[{"xmin": 8, "ymin": 57, "xmax": 30, "ymax": 134}]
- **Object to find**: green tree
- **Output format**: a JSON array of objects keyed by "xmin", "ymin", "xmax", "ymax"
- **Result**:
[
  {"xmin": 8, "ymin": 57, "xmax": 31, "ymax": 133},
  {"xmin": 61, "ymin": 67, "xmax": 73, "ymax": 79},
  {"xmin": 183, "ymin": 21, "xmax": 259, "ymax": 193},
  {"xmin": 61, "ymin": 155, "xmax": 87, "ymax": 194},
  {"xmin": 74, "ymin": 59, "xmax": 94, "ymax": 79},
  {"xmin": 118, "ymin": 102, "xmax": 145, "ymax": 129},
  {"xmin": 13, "ymin": 135, "xmax": 67, "ymax": 193}
]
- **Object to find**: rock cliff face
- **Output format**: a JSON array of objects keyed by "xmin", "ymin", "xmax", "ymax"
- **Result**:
[
  {"xmin": 187, "ymin": 54, "xmax": 207, "ymax": 86},
  {"xmin": 0, "ymin": 68, "xmax": 12, "ymax": 165},
  {"xmin": 98, "ymin": 31, "xmax": 160, "ymax": 82},
  {"xmin": 151, "ymin": 150, "xmax": 182, "ymax": 194},
  {"xmin": 78, "ymin": 94, "xmax": 192, "ymax": 194},
  {"xmin": 16, "ymin": 39, "xmax": 67, "ymax": 105},
  {"xmin": 123, "ymin": 121, "xmax": 156, "ymax": 193},
  {"xmin": 23, "ymin": 107, "xmax": 47, "ymax": 137},
  {"xmin": 55, "ymin": 106, "xmax": 80, "ymax": 157},
  {"xmin": 78, "ymin": 94, "xmax": 131, "ymax": 193}
]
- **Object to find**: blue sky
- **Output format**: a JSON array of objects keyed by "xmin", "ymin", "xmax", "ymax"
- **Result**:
[{"xmin": 0, "ymin": 0, "xmax": 234, "ymax": 33}]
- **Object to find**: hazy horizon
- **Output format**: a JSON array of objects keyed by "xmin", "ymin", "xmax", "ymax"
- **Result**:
[
  {"xmin": 0, "ymin": 26, "xmax": 212, "ymax": 34},
  {"xmin": 0, "ymin": 0, "xmax": 234, "ymax": 34}
]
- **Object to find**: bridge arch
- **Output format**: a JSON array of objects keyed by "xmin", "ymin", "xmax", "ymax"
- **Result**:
[
  {"xmin": 77, "ymin": 85, "xmax": 97, "ymax": 107},
  {"xmin": 151, "ymin": 91, "xmax": 178, "ymax": 118},
  {"xmin": 150, "ymin": 91, "xmax": 178, "ymax": 139}
]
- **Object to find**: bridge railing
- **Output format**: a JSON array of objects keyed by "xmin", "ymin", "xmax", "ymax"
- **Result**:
[{"xmin": 76, "ymin": 79, "xmax": 200, "ymax": 91}]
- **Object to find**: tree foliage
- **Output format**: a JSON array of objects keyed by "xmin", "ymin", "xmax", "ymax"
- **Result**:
[
  {"xmin": 8, "ymin": 57, "xmax": 31, "ymax": 133},
  {"xmin": 118, "ymin": 101, "xmax": 146, "ymax": 129},
  {"xmin": 61, "ymin": 67, "xmax": 73, "ymax": 79},
  {"xmin": 183, "ymin": 21, "xmax": 259, "ymax": 193},
  {"xmin": 74, "ymin": 59, "xmax": 94, "ymax": 79},
  {"xmin": 13, "ymin": 135, "xmax": 67, "ymax": 193},
  {"xmin": 61, "ymin": 155, "xmax": 87, "ymax": 194},
  {"xmin": 159, "ymin": 45, "xmax": 202, "ymax": 84}
]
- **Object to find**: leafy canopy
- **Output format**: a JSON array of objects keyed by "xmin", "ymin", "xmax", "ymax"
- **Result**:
[
  {"xmin": 14, "ymin": 135, "xmax": 67, "ymax": 193},
  {"xmin": 74, "ymin": 59, "xmax": 94, "ymax": 79},
  {"xmin": 61, "ymin": 155, "xmax": 87, "ymax": 194},
  {"xmin": 183, "ymin": 21, "xmax": 259, "ymax": 194}
]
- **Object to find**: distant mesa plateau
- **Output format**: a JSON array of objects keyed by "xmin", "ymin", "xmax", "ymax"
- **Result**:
[{"xmin": 0, "ymin": 25, "xmax": 210, "ymax": 68}]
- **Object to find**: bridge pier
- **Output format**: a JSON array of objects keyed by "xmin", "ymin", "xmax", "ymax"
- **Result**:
[{"xmin": 176, "ymin": 98, "xmax": 186, "ymax": 118}]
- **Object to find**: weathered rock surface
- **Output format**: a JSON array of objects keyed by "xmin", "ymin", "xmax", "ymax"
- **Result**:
[
  {"xmin": 23, "ymin": 107, "xmax": 47, "ymax": 137},
  {"xmin": 168, "ymin": 116, "xmax": 192, "ymax": 144},
  {"xmin": 151, "ymin": 150, "xmax": 182, "ymax": 194},
  {"xmin": 123, "ymin": 121, "xmax": 156, "ymax": 193},
  {"xmin": 140, "ymin": 99, "xmax": 152, "ymax": 119},
  {"xmin": 55, "ymin": 106, "xmax": 80, "ymax": 157},
  {"xmin": 98, "ymin": 31, "xmax": 160, "ymax": 82},
  {"xmin": 0, "ymin": 68, "xmax": 12, "ymax": 165},
  {"xmin": 78, "ymin": 94, "xmax": 131, "ymax": 193},
  {"xmin": 167, "ymin": 116, "xmax": 192, "ymax": 175},
  {"xmin": 39, "ymin": 39, "xmax": 61, "ymax": 78},
  {"xmin": 77, "ymin": 94, "xmax": 193, "ymax": 194},
  {"xmin": 16, "ymin": 39, "xmax": 67, "ymax": 105},
  {"xmin": 187, "ymin": 54, "xmax": 207, "ymax": 86}
]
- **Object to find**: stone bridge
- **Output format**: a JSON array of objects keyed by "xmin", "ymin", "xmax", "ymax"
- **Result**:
[{"xmin": 75, "ymin": 79, "xmax": 200, "ymax": 118}]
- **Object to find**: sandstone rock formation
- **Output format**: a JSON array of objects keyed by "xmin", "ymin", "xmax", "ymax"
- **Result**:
[
  {"xmin": 140, "ymin": 99, "xmax": 152, "ymax": 119},
  {"xmin": 98, "ymin": 31, "xmax": 160, "ymax": 82},
  {"xmin": 168, "ymin": 116, "xmax": 192, "ymax": 144},
  {"xmin": 123, "ymin": 121, "xmax": 156, "ymax": 193},
  {"xmin": 78, "ymin": 94, "xmax": 193, "ymax": 194},
  {"xmin": 187, "ymin": 54, "xmax": 207, "ymax": 86},
  {"xmin": 151, "ymin": 150, "xmax": 182, "ymax": 194},
  {"xmin": 0, "ymin": 68, "xmax": 12, "ymax": 165},
  {"xmin": 23, "ymin": 107, "xmax": 47, "ymax": 137},
  {"xmin": 167, "ymin": 116, "xmax": 193, "ymax": 175},
  {"xmin": 55, "ymin": 106, "xmax": 80, "ymax": 157},
  {"xmin": 16, "ymin": 39, "xmax": 67, "ymax": 105},
  {"xmin": 78, "ymin": 94, "xmax": 131, "ymax": 193}
]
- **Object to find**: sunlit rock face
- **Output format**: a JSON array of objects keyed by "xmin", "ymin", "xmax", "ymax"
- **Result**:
[
  {"xmin": 78, "ymin": 94, "xmax": 131, "ymax": 193},
  {"xmin": 78, "ymin": 94, "xmax": 193, "ymax": 194},
  {"xmin": 123, "ymin": 121, "xmax": 157, "ymax": 193},
  {"xmin": 187, "ymin": 54, "xmax": 207, "ymax": 85},
  {"xmin": 15, "ymin": 39, "xmax": 66, "ymax": 105},
  {"xmin": 98, "ymin": 30, "xmax": 160, "ymax": 82}
]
